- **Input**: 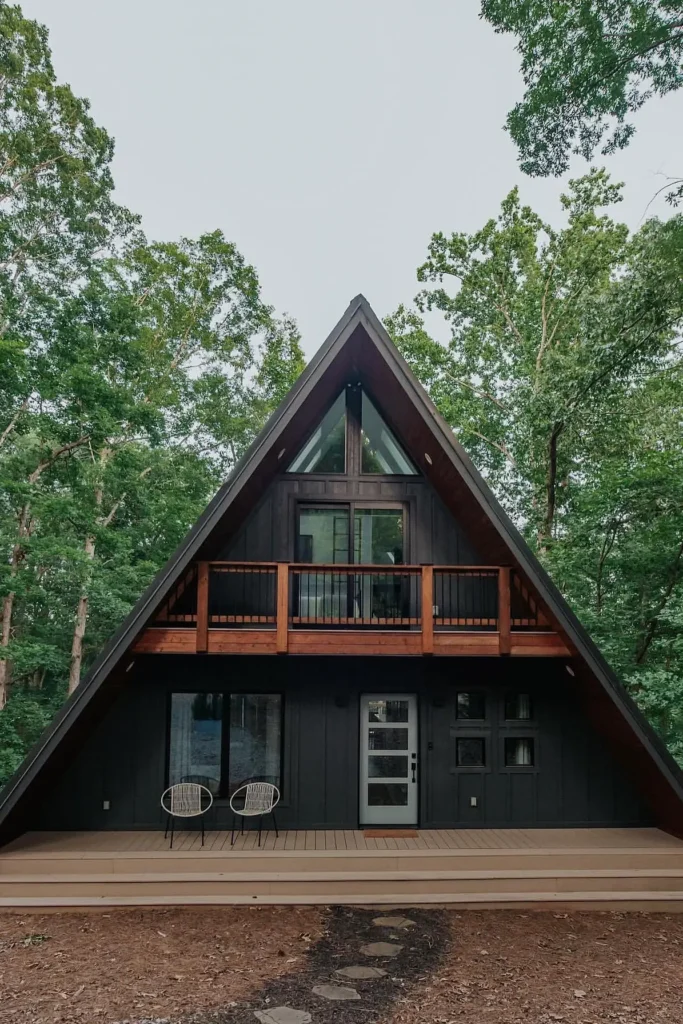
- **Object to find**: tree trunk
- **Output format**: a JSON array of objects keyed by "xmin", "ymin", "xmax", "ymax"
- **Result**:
[
  {"xmin": 538, "ymin": 421, "xmax": 564, "ymax": 553},
  {"xmin": 0, "ymin": 507, "xmax": 31, "ymax": 708},
  {"xmin": 68, "ymin": 533, "xmax": 96, "ymax": 695}
]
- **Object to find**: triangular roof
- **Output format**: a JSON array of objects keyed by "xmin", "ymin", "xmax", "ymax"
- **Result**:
[{"xmin": 1, "ymin": 294, "xmax": 682, "ymax": 837}]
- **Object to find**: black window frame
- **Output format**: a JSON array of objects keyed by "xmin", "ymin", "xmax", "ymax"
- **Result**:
[
  {"xmin": 455, "ymin": 735, "xmax": 488, "ymax": 769},
  {"xmin": 455, "ymin": 691, "xmax": 487, "ymax": 721},
  {"xmin": 167, "ymin": 690, "xmax": 285, "ymax": 800},
  {"xmin": 503, "ymin": 692, "xmax": 534, "ymax": 722}
]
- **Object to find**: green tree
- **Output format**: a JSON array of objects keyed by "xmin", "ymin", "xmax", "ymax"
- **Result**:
[
  {"xmin": 387, "ymin": 171, "xmax": 683, "ymax": 754},
  {"xmin": 481, "ymin": 1, "xmax": 683, "ymax": 199}
]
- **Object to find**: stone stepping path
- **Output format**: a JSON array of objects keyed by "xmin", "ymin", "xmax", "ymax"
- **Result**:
[
  {"xmin": 359, "ymin": 940, "xmax": 404, "ymax": 957},
  {"xmin": 254, "ymin": 1008, "xmax": 312, "ymax": 1024},
  {"xmin": 372, "ymin": 915, "xmax": 415, "ymax": 929},
  {"xmin": 311, "ymin": 984, "xmax": 361, "ymax": 1001},
  {"xmin": 334, "ymin": 965, "xmax": 387, "ymax": 980}
]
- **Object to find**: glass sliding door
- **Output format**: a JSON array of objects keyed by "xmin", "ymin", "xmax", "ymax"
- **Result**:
[
  {"xmin": 296, "ymin": 506, "xmax": 349, "ymax": 621},
  {"xmin": 353, "ymin": 508, "xmax": 406, "ymax": 621}
]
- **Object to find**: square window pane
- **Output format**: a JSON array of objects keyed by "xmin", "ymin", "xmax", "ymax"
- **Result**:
[
  {"xmin": 169, "ymin": 693, "xmax": 222, "ymax": 793},
  {"xmin": 368, "ymin": 727, "xmax": 408, "ymax": 750},
  {"xmin": 368, "ymin": 755, "xmax": 408, "ymax": 778},
  {"xmin": 367, "ymin": 699, "xmax": 409, "ymax": 723},
  {"xmin": 456, "ymin": 737, "xmax": 485, "ymax": 767},
  {"xmin": 456, "ymin": 692, "xmax": 486, "ymax": 720},
  {"xmin": 505, "ymin": 738, "xmax": 534, "ymax": 767},
  {"xmin": 367, "ymin": 783, "xmax": 409, "ymax": 806},
  {"xmin": 229, "ymin": 694, "xmax": 282, "ymax": 793},
  {"xmin": 505, "ymin": 693, "xmax": 533, "ymax": 720}
]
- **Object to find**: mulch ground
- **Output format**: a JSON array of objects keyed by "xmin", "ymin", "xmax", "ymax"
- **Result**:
[
  {"xmin": 0, "ymin": 907, "xmax": 324, "ymax": 1024},
  {"xmin": 0, "ymin": 907, "xmax": 683, "ymax": 1023}
]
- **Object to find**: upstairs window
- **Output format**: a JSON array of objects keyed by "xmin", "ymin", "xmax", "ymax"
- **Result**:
[
  {"xmin": 287, "ymin": 387, "xmax": 417, "ymax": 476},
  {"xmin": 361, "ymin": 392, "xmax": 417, "ymax": 474},
  {"xmin": 288, "ymin": 391, "xmax": 346, "ymax": 473}
]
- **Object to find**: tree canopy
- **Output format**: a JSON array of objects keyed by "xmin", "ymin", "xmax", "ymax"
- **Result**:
[{"xmin": 481, "ymin": 1, "xmax": 683, "ymax": 199}]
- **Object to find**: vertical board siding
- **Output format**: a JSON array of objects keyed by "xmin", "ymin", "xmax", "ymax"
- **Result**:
[{"xmin": 33, "ymin": 657, "xmax": 652, "ymax": 831}]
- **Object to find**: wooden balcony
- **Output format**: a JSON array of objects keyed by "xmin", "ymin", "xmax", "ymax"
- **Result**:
[{"xmin": 134, "ymin": 562, "xmax": 570, "ymax": 657}]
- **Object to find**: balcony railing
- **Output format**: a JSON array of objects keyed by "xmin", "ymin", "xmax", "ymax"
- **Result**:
[{"xmin": 152, "ymin": 561, "xmax": 552, "ymax": 656}]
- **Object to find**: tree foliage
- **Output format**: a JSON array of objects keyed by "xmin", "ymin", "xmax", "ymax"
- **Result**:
[
  {"xmin": 481, "ymin": 1, "xmax": 683, "ymax": 199},
  {"xmin": 0, "ymin": 4, "xmax": 304, "ymax": 780},
  {"xmin": 388, "ymin": 171, "xmax": 683, "ymax": 756}
]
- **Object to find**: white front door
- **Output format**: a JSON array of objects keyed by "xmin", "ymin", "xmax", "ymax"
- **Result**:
[{"xmin": 359, "ymin": 694, "xmax": 418, "ymax": 826}]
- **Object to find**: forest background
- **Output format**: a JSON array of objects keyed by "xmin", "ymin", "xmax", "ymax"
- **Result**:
[{"xmin": 1, "ymin": 1, "xmax": 682, "ymax": 782}]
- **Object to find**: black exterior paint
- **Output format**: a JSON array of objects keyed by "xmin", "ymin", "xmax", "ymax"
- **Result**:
[
  {"xmin": 219, "ymin": 473, "xmax": 481, "ymax": 566},
  {"xmin": 2, "ymin": 294, "xmax": 682, "ymax": 842},
  {"xmin": 33, "ymin": 656, "xmax": 650, "ymax": 831}
]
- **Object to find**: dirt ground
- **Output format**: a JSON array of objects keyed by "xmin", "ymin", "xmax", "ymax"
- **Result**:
[
  {"xmin": 0, "ymin": 906, "xmax": 324, "ymax": 1023},
  {"xmin": 1, "ymin": 907, "xmax": 683, "ymax": 1024}
]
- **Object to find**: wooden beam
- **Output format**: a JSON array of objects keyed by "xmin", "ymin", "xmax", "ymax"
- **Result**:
[
  {"xmin": 276, "ymin": 562, "xmax": 289, "ymax": 654},
  {"xmin": 498, "ymin": 566, "xmax": 511, "ymax": 656},
  {"xmin": 421, "ymin": 565, "xmax": 434, "ymax": 655},
  {"xmin": 196, "ymin": 561, "xmax": 209, "ymax": 653}
]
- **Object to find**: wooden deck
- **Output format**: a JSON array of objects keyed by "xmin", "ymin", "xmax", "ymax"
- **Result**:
[{"xmin": 2, "ymin": 828, "xmax": 683, "ymax": 909}]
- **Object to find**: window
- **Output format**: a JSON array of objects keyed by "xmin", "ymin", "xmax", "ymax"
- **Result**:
[
  {"xmin": 505, "ymin": 693, "xmax": 533, "ymax": 720},
  {"xmin": 505, "ymin": 737, "xmax": 535, "ymax": 767},
  {"xmin": 456, "ymin": 737, "xmax": 486, "ymax": 767},
  {"xmin": 456, "ymin": 692, "xmax": 486, "ymax": 720},
  {"xmin": 288, "ymin": 392, "xmax": 346, "ymax": 473},
  {"xmin": 169, "ymin": 693, "xmax": 282, "ymax": 797},
  {"xmin": 361, "ymin": 392, "xmax": 417, "ymax": 474}
]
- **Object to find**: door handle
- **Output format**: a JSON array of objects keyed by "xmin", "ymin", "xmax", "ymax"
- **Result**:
[{"xmin": 411, "ymin": 755, "xmax": 417, "ymax": 783}]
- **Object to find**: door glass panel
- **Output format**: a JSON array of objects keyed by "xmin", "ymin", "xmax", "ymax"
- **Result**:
[
  {"xmin": 368, "ymin": 727, "xmax": 408, "ymax": 750},
  {"xmin": 368, "ymin": 755, "xmax": 408, "ymax": 778},
  {"xmin": 288, "ymin": 392, "xmax": 346, "ymax": 473},
  {"xmin": 354, "ymin": 509, "xmax": 403, "ymax": 565},
  {"xmin": 297, "ymin": 507, "xmax": 349, "ymax": 619},
  {"xmin": 361, "ymin": 391, "xmax": 417, "ymax": 474},
  {"xmin": 367, "ymin": 783, "xmax": 409, "ymax": 806},
  {"xmin": 367, "ymin": 699, "xmax": 409, "ymax": 723}
]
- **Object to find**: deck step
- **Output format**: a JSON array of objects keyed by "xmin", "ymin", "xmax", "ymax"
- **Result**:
[{"xmin": 2, "ymin": 890, "xmax": 683, "ymax": 909}]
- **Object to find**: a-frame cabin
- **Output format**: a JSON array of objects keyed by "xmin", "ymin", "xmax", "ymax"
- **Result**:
[{"xmin": 1, "ymin": 295, "xmax": 683, "ymax": 908}]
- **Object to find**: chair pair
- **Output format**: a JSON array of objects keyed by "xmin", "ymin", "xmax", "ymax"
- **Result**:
[{"xmin": 160, "ymin": 781, "xmax": 280, "ymax": 849}]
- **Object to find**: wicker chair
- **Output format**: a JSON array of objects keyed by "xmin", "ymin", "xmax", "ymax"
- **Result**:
[
  {"xmin": 161, "ymin": 782, "xmax": 213, "ymax": 849},
  {"xmin": 229, "ymin": 782, "xmax": 280, "ymax": 847}
]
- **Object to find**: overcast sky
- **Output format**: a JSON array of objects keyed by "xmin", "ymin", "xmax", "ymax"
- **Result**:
[{"xmin": 23, "ymin": 0, "xmax": 683, "ymax": 355}]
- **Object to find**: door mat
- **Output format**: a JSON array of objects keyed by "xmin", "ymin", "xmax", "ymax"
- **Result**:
[{"xmin": 363, "ymin": 829, "xmax": 419, "ymax": 839}]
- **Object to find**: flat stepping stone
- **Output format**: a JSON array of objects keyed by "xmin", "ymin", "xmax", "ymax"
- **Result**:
[
  {"xmin": 254, "ymin": 1009, "xmax": 312, "ymax": 1024},
  {"xmin": 360, "ymin": 941, "xmax": 403, "ymax": 957},
  {"xmin": 372, "ymin": 915, "xmax": 415, "ymax": 929},
  {"xmin": 312, "ymin": 983, "xmax": 361, "ymax": 1001},
  {"xmin": 335, "ymin": 965, "xmax": 387, "ymax": 980}
]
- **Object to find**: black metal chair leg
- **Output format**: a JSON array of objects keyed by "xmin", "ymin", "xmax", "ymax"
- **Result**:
[
  {"xmin": 201, "ymin": 816, "xmax": 205, "ymax": 847},
  {"xmin": 231, "ymin": 812, "xmax": 236, "ymax": 846},
  {"xmin": 258, "ymin": 816, "xmax": 262, "ymax": 847},
  {"xmin": 164, "ymin": 814, "xmax": 169, "ymax": 839},
  {"xmin": 170, "ymin": 817, "xmax": 175, "ymax": 850},
  {"xmin": 272, "ymin": 810, "xmax": 278, "ymax": 839}
]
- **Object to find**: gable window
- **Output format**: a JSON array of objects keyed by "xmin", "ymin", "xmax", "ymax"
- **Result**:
[
  {"xmin": 360, "ymin": 392, "xmax": 417, "ymax": 475},
  {"xmin": 169, "ymin": 692, "xmax": 282, "ymax": 797},
  {"xmin": 288, "ymin": 391, "xmax": 346, "ymax": 473},
  {"xmin": 287, "ymin": 387, "xmax": 417, "ymax": 476}
]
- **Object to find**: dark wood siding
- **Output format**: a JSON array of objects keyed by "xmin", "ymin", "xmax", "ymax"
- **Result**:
[
  {"xmin": 217, "ymin": 473, "xmax": 482, "ymax": 565},
  {"xmin": 34, "ymin": 656, "xmax": 651, "ymax": 831}
]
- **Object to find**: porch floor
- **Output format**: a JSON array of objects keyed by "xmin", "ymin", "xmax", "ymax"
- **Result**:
[
  {"xmin": 1, "ymin": 828, "xmax": 683, "ymax": 909},
  {"xmin": 2, "ymin": 825, "xmax": 681, "ymax": 856}
]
